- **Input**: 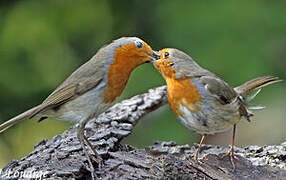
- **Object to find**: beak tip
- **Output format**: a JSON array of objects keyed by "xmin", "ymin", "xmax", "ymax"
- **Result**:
[{"xmin": 152, "ymin": 50, "xmax": 160, "ymax": 60}]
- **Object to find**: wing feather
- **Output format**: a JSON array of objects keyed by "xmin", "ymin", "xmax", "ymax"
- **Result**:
[
  {"xmin": 29, "ymin": 54, "xmax": 106, "ymax": 118},
  {"xmin": 200, "ymin": 76, "xmax": 237, "ymax": 105}
]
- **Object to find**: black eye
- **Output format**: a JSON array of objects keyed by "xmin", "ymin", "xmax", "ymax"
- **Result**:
[
  {"xmin": 164, "ymin": 52, "xmax": 169, "ymax": 58},
  {"xmin": 169, "ymin": 62, "xmax": 174, "ymax": 66},
  {"xmin": 135, "ymin": 41, "xmax": 143, "ymax": 48}
]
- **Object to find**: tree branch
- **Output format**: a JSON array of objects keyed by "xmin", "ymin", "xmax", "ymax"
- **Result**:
[{"xmin": 1, "ymin": 86, "xmax": 286, "ymax": 179}]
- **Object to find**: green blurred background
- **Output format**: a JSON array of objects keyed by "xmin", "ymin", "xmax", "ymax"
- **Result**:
[{"xmin": 0, "ymin": 0, "xmax": 285, "ymax": 167}]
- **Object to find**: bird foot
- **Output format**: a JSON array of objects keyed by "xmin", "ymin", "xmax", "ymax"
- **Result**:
[
  {"xmin": 221, "ymin": 148, "xmax": 238, "ymax": 170},
  {"xmin": 186, "ymin": 154, "xmax": 202, "ymax": 165}
]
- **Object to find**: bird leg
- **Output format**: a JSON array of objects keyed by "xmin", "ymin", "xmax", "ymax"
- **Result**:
[
  {"xmin": 223, "ymin": 124, "xmax": 238, "ymax": 169},
  {"xmin": 194, "ymin": 135, "xmax": 206, "ymax": 160},
  {"xmin": 77, "ymin": 122, "xmax": 101, "ymax": 180},
  {"xmin": 83, "ymin": 133, "xmax": 103, "ymax": 166}
]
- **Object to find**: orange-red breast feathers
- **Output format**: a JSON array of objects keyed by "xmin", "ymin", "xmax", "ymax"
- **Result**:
[
  {"xmin": 103, "ymin": 41, "xmax": 155, "ymax": 103},
  {"xmin": 154, "ymin": 49, "xmax": 202, "ymax": 115}
]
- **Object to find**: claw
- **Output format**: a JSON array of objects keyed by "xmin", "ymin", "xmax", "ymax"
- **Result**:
[
  {"xmin": 222, "ymin": 124, "xmax": 238, "ymax": 170},
  {"xmin": 222, "ymin": 146, "xmax": 239, "ymax": 170}
]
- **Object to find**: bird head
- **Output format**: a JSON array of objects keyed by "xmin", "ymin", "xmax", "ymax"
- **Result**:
[
  {"xmin": 111, "ymin": 37, "xmax": 159, "ymax": 66},
  {"xmin": 153, "ymin": 48, "xmax": 204, "ymax": 79}
]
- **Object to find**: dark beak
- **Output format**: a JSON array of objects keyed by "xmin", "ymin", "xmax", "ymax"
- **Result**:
[{"xmin": 148, "ymin": 50, "xmax": 160, "ymax": 62}]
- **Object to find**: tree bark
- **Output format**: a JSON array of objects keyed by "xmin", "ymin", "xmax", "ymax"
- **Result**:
[{"xmin": 1, "ymin": 86, "xmax": 286, "ymax": 180}]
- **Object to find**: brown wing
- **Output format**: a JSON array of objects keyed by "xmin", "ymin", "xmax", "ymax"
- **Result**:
[
  {"xmin": 200, "ymin": 76, "xmax": 238, "ymax": 105},
  {"xmin": 29, "ymin": 54, "xmax": 106, "ymax": 118},
  {"xmin": 29, "ymin": 77, "xmax": 103, "ymax": 118},
  {"xmin": 200, "ymin": 75, "xmax": 251, "ymax": 120}
]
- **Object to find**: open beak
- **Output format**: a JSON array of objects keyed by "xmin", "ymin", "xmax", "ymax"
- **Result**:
[{"xmin": 147, "ymin": 50, "xmax": 160, "ymax": 62}]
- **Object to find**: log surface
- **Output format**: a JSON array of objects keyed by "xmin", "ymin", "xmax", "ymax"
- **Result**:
[{"xmin": 1, "ymin": 86, "xmax": 286, "ymax": 180}]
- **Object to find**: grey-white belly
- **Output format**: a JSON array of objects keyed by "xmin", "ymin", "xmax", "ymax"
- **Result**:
[
  {"xmin": 177, "ymin": 98, "xmax": 241, "ymax": 135},
  {"xmin": 42, "ymin": 84, "xmax": 112, "ymax": 124}
]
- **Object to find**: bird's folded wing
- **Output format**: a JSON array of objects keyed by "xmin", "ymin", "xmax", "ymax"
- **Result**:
[
  {"xmin": 29, "ymin": 76, "xmax": 103, "ymax": 118},
  {"xmin": 200, "ymin": 76, "xmax": 238, "ymax": 105}
]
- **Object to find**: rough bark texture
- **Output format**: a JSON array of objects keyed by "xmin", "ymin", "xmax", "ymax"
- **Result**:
[{"xmin": 1, "ymin": 86, "xmax": 286, "ymax": 180}]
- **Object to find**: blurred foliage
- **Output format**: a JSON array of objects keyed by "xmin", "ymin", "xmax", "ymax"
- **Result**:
[{"xmin": 0, "ymin": 0, "xmax": 285, "ymax": 167}]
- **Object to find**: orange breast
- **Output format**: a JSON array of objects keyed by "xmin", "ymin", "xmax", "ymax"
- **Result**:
[
  {"xmin": 102, "ymin": 44, "xmax": 144, "ymax": 103},
  {"xmin": 166, "ymin": 77, "xmax": 202, "ymax": 115}
]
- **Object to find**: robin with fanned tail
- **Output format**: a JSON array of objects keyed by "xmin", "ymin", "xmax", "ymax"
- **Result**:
[
  {"xmin": 153, "ymin": 48, "xmax": 281, "ymax": 165},
  {"xmin": 0, "ymin": 37, "xmax": 159, "ymax": 179}
]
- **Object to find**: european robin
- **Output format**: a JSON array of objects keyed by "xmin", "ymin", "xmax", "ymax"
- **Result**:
[
  {"xmin": 153, "ymin": 48, "xmax": 281, "ymax": 165},
  {"xmin": 0, "ymin": 37, "xmax": 159, "ymax": 179}
]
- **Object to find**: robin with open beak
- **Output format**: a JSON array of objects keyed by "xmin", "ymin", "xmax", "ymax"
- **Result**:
[
  {"xmin": 0, "ymin": 37, "xmax": 159, "ymax": 179},
  {"xmin": 153, "ymin": 48, "xmax": 281, "ymax": 166}
]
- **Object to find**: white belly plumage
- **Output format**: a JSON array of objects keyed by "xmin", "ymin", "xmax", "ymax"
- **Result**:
[{"xmin": 177, "ymin": 97, "xmax": 241, "ymax": 135}]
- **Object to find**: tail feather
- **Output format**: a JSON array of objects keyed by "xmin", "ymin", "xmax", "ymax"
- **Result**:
[
  {"xmin": 0, "ymin": 105, "xmax": 41, "ymax": 133},
  {"xmin": 248, "ymin": 105, "xmax": 265, "ymax": 110},
  {"xmin": 234, "ymin": 76, "xmax": 282, "ymax": 96},
  {"xmin": 235, "ymin": 76, "xmax": 281, "ymax": 122}
]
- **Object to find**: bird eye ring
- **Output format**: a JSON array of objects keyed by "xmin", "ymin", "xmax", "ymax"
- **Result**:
[
  {"xmin": 135, "ymin": 41, "xmax": 143, "ymax": 48},
  {"xmin": 164, "ymin": 52, "xmax": 169, "ymax": 58}
]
